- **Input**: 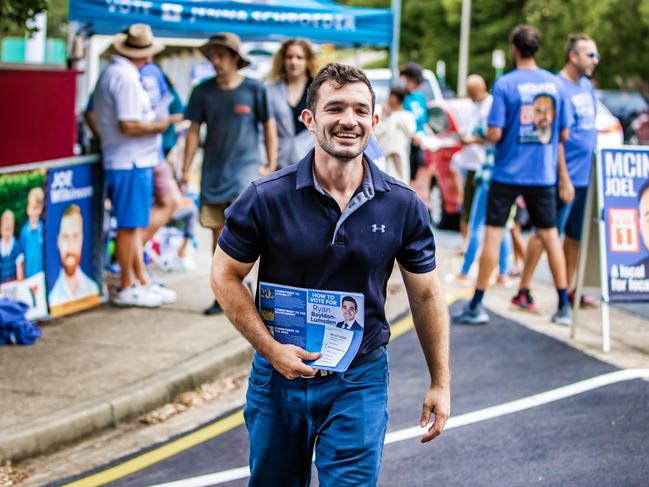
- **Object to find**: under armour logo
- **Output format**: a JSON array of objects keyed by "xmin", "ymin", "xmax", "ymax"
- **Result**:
[{"xmin": 371, "ymin": 224, "xmax": 386, "ymax": 233}]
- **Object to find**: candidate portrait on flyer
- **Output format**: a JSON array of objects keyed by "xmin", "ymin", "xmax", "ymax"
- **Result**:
[{"xmin": 335, "ymin": 295, "xmax": 364, "ymax": 331}]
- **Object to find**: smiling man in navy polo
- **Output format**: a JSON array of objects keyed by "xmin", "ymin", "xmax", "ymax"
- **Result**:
[{"xmin": 212, "ymin": 63, "xmax": 450, "ymax": 487}]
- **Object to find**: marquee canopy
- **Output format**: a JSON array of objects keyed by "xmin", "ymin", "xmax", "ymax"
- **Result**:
[{"xmin": 69, "ymin": 0, "xmax": 394, "ymax": 47}]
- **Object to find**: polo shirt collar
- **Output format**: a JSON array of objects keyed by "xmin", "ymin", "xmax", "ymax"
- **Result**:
[
  {"xmin": 295, "ymin": 148, "xmax": 390, "ymax": 193},
  {"xmin": 111, "ymin": 55, "xmax": 140, "ymax": 76}
]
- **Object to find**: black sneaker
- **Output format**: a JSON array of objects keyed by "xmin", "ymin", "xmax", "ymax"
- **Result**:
[{"xmin": 204, "ymin": 301, "xmax": 223, "ymax": 315}]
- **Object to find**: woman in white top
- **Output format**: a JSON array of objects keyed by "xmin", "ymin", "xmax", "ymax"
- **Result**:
[{"xmin": 266, "ymin": 39, "xmax": 318, "ymax": 168}]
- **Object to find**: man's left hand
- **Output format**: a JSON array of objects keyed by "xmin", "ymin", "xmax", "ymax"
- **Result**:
[
  {"xmin": 419, "ymin": 384, "xmax": 450, "ymax": 443},
  {"xmin": 259, "ymin": 165, "xmax": 275, "ymax": 176},
  {"xmin": 559, "ymin": 175, "xmax": 575, "ymax": 204}
]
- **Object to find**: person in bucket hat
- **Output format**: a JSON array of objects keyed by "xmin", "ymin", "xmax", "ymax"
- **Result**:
[
  {"xmin": 93, "ymin": 23, "xmax": 175, "ymax": 308},
  {"xmin": 198, "ymin": 32, "xmax": 252, "ymax": 69},
  {"xmin": 182, "ymin": 32, "xmax": 277, "ymax": 316}
]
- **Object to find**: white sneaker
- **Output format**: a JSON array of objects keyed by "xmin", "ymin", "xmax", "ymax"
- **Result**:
[
  {"xmin": 112, "ymin": 285, "xmax": 163, "ymax": 308},
  {"xmin": 178, "ymin": 254, "xmax": 195, "ymax": 271},
  {"xmin": 147, "ymin": 282, "xmax": 177, "ymax": 304}
]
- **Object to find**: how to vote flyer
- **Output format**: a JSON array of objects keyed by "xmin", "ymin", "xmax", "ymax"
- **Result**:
[{"xmin": 259, "ymin": 282, "xmax": 364, "ymax": 372}]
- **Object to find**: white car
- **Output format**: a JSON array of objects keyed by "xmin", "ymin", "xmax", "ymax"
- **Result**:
[
  {"xmin": 365, "ymin": 68, "xmax": 444, "ymax": 113},
  {"xmin": 424, "ymin": 95, "xmax": 623, "ymax": 150},
  {"xmin": 596, "ymin": 100, "xmax": 624, "ymax": 147}
]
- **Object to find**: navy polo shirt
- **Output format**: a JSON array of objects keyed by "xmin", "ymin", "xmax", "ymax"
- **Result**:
[{"xmin": 219, "ymin": 149, "xmax": 436, "ymax": 356}]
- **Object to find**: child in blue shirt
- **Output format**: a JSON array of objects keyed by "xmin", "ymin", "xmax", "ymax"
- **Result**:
[
  {"xmin": 1, "ymin": 210, "xmax": 24, "ymax": 283},
  {"xmin": 19, "ymin": 187, "xmax": 45, "ymax": 278}
]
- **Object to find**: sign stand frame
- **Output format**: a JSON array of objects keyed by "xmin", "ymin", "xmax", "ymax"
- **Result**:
[{"xmin": 572, "ymin": 153, "xmax": 611, "ymax": 353}]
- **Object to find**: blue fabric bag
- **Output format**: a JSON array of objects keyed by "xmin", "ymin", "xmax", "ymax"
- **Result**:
[{"xmin": 0, "ymin": 297, "xmax": 42, "ymax": 345}]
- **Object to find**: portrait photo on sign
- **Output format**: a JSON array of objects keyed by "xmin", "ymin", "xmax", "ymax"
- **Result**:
[
  {"xmin": 45, "ymin": 165, "xmax": 100, "ymax": 317},
  {"xmin": 0, "ymin": 170, "xmax": 48, "ymax": 320}
]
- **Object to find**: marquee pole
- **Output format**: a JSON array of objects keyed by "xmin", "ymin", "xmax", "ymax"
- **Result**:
[{"xmin": 389, "ymin": 0, "xmax": 401, "ymax": 84}]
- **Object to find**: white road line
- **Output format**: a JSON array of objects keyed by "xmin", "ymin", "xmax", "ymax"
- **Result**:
[
  {"xmin": 149, "ymin": 368, "xmax": 649, "ymax": 487},
  {"xmin": 149, "ymin": 467, "xmax": 251, "ymax": 487},
  {"xmin": 386, "ymin": 368, "xmax": 649, "ymax": 444}
]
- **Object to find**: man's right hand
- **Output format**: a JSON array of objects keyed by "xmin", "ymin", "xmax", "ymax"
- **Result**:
[
  {"xmin": 558, "ymin": 175, "xmax": 575, "ymax": 204},
  {"xmin": 266, "ymin": 343, "xmax": 321, "ymax": 379}
]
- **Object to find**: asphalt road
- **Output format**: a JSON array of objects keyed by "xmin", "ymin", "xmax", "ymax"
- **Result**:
[{"xmin": 56, "ymin": 305, "xmax": 649, "ymax": 487}]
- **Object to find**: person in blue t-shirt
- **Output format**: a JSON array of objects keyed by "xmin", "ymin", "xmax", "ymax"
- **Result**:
[
  {"xmin": 140, "ymin": 61, "xmax": 185, "ymax": 157},
  {"xmin": 161, "ymin": 75, "xmax": 185, "ymax": 157},
  {"xmin": 453, "ymin": 25, "xmax": 574, "ymax": 326},
  {"xmin": 400, "ymin": 63, "xmax": 428, "ymax": 182},
  {"xmin": 0, "ymin": 210, "xmax": 24, "ymax": 283},
  {"xmin": 138, "ymin": 61, "xmax": 184, "ymax": 282},
  {"xmin": 513, "ymin": 33, "xmax": 600, "ymax": 312}
]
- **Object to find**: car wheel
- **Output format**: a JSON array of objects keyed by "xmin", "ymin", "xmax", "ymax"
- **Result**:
[{"xmin": 429, "ymin": 182, "xmax": 445, "ymax": 228}]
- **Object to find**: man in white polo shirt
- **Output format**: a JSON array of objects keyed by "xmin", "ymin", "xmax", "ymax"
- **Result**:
[{"xmin": 94, "ymin": 24, "xmax": 175, "ymax": 307}]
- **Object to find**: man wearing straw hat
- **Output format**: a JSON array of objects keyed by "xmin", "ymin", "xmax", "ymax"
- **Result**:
[
  {"xmin": 94, "ymin": 23, "xmax": 175, "ymax": 308},
  {"xmin": 182, "ymin": 32, "xmax": 278, "ymax": 316}
]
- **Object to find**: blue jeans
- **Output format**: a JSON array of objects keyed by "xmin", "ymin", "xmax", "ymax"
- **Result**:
[
  {"xmin": 461, "ymin": 181, "xmax": 512, "ymax": 276},
  {"xmin": 244, "ymin": 349, "xmax": 390, "ymax": 487}
]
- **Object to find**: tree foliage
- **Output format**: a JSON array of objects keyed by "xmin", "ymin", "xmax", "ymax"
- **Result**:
[
  {"xmin": 46, "ymin": 0, "xmax": 69, "ymax": 39},
  {"xmin": 0, "ymin": 0, "xmax": 67, "ymax": 39},
  {"xmin": 0, "ymin": 0, "xmax": 47, "ymax": 35},
  {"xmin": 342, "ymin": 0, "xmax": 649, "ymax": 93}
]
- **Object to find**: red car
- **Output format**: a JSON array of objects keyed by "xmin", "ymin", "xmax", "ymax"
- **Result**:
[
  {"xmin": 414, "ymin": 102, "xmax": 466, "ymax": 228},
  {"xmin": 630, "ymin": 110, "xmax": 649, "ymax": 145}
]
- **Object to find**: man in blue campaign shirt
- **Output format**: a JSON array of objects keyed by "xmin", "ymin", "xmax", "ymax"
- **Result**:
[
  {"xmin": 454, "ymin": 25, "xmax": 575, "ymax": 326},
  {"xmin": 211, "ymin": 64, "xmax": 450, "ymax": 486},
  {"xmin": 513, "ymin": 33, "xmax": 600, "ymax": 311}
]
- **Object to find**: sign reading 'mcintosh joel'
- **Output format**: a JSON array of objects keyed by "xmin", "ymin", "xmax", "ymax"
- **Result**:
[{"xmin": 599, "ymin": 147, "xmax": 649, "ymax": 301}]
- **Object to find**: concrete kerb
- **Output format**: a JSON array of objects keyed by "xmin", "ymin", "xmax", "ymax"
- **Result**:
[{"xmin": 0, "ymin": 335, "xmax": 253, "ymax": 463}]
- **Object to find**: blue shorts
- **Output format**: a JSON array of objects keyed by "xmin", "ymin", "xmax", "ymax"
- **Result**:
[
  {"xmin": 105, "ymin": 167, "xmax": 153, "ymax": 229},
  {"xmin": 556, "ymin": 186, "xmax": 588, "ymax": 241}
]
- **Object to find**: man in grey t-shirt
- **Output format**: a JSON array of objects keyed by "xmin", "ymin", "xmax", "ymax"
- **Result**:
[{"xmin": 182, "ymin": 32, "xmax": 277, "ymax": 315}]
